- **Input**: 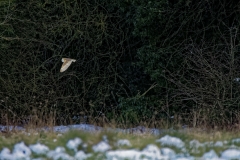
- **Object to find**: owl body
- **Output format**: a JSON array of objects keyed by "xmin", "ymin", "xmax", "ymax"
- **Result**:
[{"xmin": 60, "ymin": 58, "xmax": 76, "ymax": 72}]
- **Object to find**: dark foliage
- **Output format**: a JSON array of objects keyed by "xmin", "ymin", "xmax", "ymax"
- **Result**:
[{"xmin": 1, "ymin": 0, "xmax": 240, "ymax": 129}]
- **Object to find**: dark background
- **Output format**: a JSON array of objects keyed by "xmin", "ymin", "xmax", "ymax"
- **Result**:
[{"xmin": 1, "ymin": 0, "xmax": 240, "ymax": 130}]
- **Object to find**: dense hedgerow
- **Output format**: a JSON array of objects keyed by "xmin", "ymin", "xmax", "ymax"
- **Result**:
[{"xmin": 1, "ymin": 0, "xmax": 240, "ymax": 129}]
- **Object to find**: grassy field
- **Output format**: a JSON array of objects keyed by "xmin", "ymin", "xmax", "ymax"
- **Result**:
[{"xmin": 1, "ymin": 126, "xmax": 240, "ymax": 159}]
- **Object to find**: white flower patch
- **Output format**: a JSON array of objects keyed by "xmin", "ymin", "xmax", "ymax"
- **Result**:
[
  {"xmin": 156, "ymin": 135, "xmax": 185, "ymax": 148},
  {"xmin": 66, "ymin": 137, "xmax": 82, "ymax": 152},
  {"xmin": 12, "ymin": 142, "xmax": 31, "ymax": 160},
  {"xmin": 92, "ymin": 141, "xmax": 111, "ymax": 153},
  {"xmin": 29, "ymin": 143, "xmax": 49, "ymax": 155}
]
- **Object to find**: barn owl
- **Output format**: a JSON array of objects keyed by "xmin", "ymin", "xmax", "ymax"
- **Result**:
[{"xmin": 60, "ymin": 58, "xmax": 76, "ymax": 72}]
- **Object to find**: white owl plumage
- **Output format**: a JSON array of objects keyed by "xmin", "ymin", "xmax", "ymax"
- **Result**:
[{"xmin": 60, "ymin": 58, "xmax": 76, "ymax": 72}]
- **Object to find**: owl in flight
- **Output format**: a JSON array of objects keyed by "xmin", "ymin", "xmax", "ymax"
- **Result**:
[{"xmin": 60, "ymin": 58, "xmax": 76, "ymax": 72}]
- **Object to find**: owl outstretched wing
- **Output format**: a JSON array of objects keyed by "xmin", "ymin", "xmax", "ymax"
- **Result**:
[{"xmin": 60, "ymin": 58, "xmax": 76, "ymax": 72}]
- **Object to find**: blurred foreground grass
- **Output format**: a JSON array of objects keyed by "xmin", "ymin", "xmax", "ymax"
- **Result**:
[{"xmin": 1, "ymin": 127, "xmax": 240, "ymax": 159}]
